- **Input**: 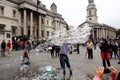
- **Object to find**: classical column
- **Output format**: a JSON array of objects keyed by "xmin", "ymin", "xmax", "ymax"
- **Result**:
[
  {"xmin": 18, "ymin": 11, "xmax": 21, "ymax": 36},
  {"xmin": 30, "ymin": 11, "xmax": 33, "ymax": 39},
  {"xmin": 106, "ymin": 29, "xmax": 108, "ymax": 39},
  {"xmin": 105, "ymin": 29, "xmax": 106, "ymax": 39},
  {"xmin": 23, "ymin": 9, "xmax": 27, "ymax": 35},
  {"xmin": 44, "ymin": 17, "xmax": 46, "ymax": 38},
  {"xmin": 92, "ymin": 28, "xmax": 94, "ymax": 39},
  {"xmin": 39, "ymin": 14, "xmax": 41, "ymax": 38},
  {"xmin": 99, "ymin": 29, "xmax": 102, "ymax": 39},
  {"xmin": 108, "ymin": 30, "xmax": 109, "ymax": 38},
  {"xmin": 102, "ymin": 28, "xmax": 105, "ymax": 38},
  {"xmin": 96, "ymin": 28, "xmax": 99, "ymax": 40},
  {"xmin": 101, "ymin": 28, "xmax": 103, "ymax": 38},
  {"xmin": 55, "ymin": 21, "xmax": 57, "ymax": 31}
]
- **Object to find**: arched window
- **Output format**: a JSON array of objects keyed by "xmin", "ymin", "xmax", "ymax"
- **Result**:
[{"xmin": 89, "ymin": 10, "xmax": 91, "ymax": 16}]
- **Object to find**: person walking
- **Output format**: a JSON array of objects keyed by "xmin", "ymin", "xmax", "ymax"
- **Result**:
[
  {"xmin": 59, "ymin": 43, "xmax": 72, "ymax": 79},
  {"xmin": 86, "ymin": 39, "xmax": 94, "ymax": 59},
  {"xmin": 1, "ymin": 40, "xmax": 6, "ymax": 57}
]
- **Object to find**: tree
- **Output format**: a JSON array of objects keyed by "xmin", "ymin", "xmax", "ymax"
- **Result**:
[
  {"xmin": 116, "ymin": 29, "xmax": 120, "ymax": 38},
  {"xmin": 66, "ymin": 25, "xmax": 70, "ymax": 30},
  {"xmin": 116, "ymin": 29, "xmax": 120, "ymax": 35}
]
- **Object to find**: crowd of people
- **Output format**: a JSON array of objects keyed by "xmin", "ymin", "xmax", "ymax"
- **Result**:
[
  {"xmin": 0, "ymin": 37, "xmax": 120, "ymax": 79},
  {"xmin": 0, "ymin": 40, "xmax": 33, "ymax": 57}
]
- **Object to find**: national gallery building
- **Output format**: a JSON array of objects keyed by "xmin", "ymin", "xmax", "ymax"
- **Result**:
[{"xmin": 0, "ymin": 0, "xmax": 67, "ymax": 43}]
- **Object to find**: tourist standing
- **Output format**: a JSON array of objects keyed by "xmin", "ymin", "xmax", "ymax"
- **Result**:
[
  {"xmin": 1, "ymin": 40, "xmax": 6, "ymax": 57},
  {"xmin": 86, "ymin": 39, "xmax": 94, "ymax": 59},
  {"xmin": 76, "ymin": 43, "xmax": 80, "ymax": 54},
  {"xmin": 55, "ymin": 45, "xmax": 60, "ymax": 57},
  {"xmin": 49, "ymin": 44, "xmax": 55, "ymax": 58},
  {"xmin": 6, "ymin": 40, "xmax": 12, "ymax": 56}
]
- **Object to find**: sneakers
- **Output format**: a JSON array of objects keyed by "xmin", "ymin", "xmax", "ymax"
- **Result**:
[
  {"xmin": 69, "ymin": 69, "xmax": 73, "ymax": 76},
  {"xmin": 63, "ymin": 69, "xmax": 73, "ymax": 79}
]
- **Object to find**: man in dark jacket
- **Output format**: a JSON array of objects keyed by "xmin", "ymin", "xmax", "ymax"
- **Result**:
[{"xmin": 1, "ymin": 40, "xmax": 6, "ymax": 57}]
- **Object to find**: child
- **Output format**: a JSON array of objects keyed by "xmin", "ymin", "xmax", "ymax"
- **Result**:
[{"xmin": 20, "ymin": 49, "xmax": 30, "ymax": 72}]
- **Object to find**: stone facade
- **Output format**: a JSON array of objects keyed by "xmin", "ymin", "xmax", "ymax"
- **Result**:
[
  {"xmin": 0, "ymin": 0, "xmax": 67, "ymax": 43},
  {"xmin": 79, "ymin": 0, "xmax": 116, "ymax": 40}
]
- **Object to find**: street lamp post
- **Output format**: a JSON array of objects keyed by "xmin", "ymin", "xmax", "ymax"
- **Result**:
[{"xmin": 36, "ymin": 0, "xmax": 40, "ymax": 45}]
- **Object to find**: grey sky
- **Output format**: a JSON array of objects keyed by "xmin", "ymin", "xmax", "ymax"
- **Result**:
[{"xmin": 41, "ymin": 0, "xmax": 120, "ymax": 29}]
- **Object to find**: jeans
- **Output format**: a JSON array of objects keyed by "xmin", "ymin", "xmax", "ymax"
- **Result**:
[{"xmin": 59, "ymin": 54, "xmax": 71, "ymax": 69}]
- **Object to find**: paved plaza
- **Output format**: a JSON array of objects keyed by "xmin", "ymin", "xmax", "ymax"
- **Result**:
[{"xmin": 0, "ymin": 46, "xmax": 120, "ymax": 80}]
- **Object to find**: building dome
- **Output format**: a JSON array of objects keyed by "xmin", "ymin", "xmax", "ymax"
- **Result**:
[
  {"xmin": 50, "ymin": 2, "xmax": 57, "ymax": 13},
  {"xmin": 50, "ymin": 2, "xmax": 57, "ymax": 8}
]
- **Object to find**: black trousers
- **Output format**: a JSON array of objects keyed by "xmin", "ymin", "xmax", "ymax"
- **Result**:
[
  {"xmin": 50, "ymin": 50, "xmax": 54, "ymax": 58},
  {"xmin": 87, "ymin": 49, "xmax": 93, "ymax": 59},
  {"xmin": 102, "ymin": 59, "xmax": 111, "ymax": 68}
]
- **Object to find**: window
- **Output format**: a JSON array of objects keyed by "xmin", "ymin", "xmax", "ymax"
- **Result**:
[
  {"xmin": 12, "ymin": 28, "xmax": 16, "ymax": 34},
  {"xmin": 59, "ymin": 23, "xmax": 60, "ymax": 27},
  {"xmin": 47, "ymin": 20, "xmax": 49, "ymax": 25},
  {"xmin": 0, "ymin": 6, "xmax": 4, "ymax": 15},
  {"xmin": 52, "ymin": 21, "xmax": 53, "ymax": 26},
  {"xmin": 41, "ymin": 18, "xmax": 44, "ymax": 24},
  {"xmin": 13, "ymin": 10, "xmax": 16, "ymax": 18},
  {"xmin": 6, "ymin": 33, "xmax": 11, "ymax": 38},
  {"xmin": 41, "ymin": 30, "xmax": 44, "ymax": 37},
  {"xmin": 0, "ymin": 26, "xmax": 4, "ymax": 30},
  {"xmin": 47, "ymin": 31, "xmax": 49, "ymax": 36},
  {"xmin": 12, "ymin": 27, "xmax": 16, "ymax": 36},
  {"xmin": 89, "ymin": 10, "xmax": 91, "ymax": 16}
]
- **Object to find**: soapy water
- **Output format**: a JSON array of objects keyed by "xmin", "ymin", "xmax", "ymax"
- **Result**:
[{"xmin": 15, "ymin": 66, "xmax": 62, "ymax": 80}]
